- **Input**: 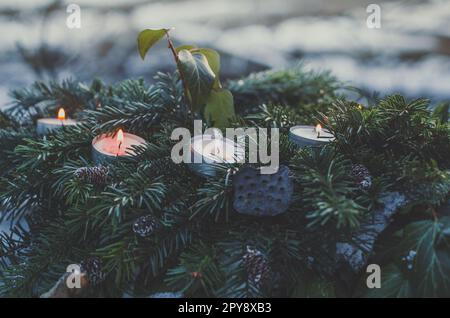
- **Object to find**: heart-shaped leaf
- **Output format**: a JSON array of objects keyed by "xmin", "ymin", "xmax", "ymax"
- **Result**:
[
  {"xmin": 177, "ymin": 47, "xmax": 221, "ymax": 88},
  {"xmin": 363, "ymin": 264, "xmax": 413, "ymax": 298},
  {"xmin": 137, "ymin": 29, "xmax": 168, "ymax": 60},
  {"xmin": 409, "ymin": 218, "xmax": 450, "ymax": 296},
  {"xmin": 204, "ymin": 88, "xmax": 235, "ymax": 129},
  {"xmin": 175, "ymin": 45, "xmax": 197, "ymax": 53},
  {"xmin": 193, "ymin": 49, "xmax": 220, "ymax": 80},
  {"xmin": 177, "ymin": 49, "xmax": 216, "ymax": 111},
  {"xmin": 363, "ymin": 216, "xmax": 450, "ymax": 297}
]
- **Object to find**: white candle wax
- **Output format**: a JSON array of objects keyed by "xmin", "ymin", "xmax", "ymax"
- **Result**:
[
  {"xmin": 289, "ymin": 125, "xmax": 335, "ymax": 147},
  {"xmin": 191, "ymin": 135, "xmax": 244, "ymax": 163},
  {"xmin": 91, "ymin": 132, "xmax": 146, "ymax": 165},
  {"xmin": 188, "ymin": 135, "xmax": 244, "ymax": 178},
  {"xmin": 36, "ymin": 118, "xmax": 78, "ymax": 135}
]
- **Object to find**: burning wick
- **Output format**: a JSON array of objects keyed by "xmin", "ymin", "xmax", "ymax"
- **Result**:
[
  {"xmin": 213, "ymin": 140, "xmax": 223, "ymax": 158},
  {"xmin": 208, "ymin": 128, "xmax": 227, "ymax": 160},
  {"xmin": 57, "ymin": 108, "xmax": 66, "ymax": 121},
  {"xmin": 36, "ymin": 107, "xmax": 77, "ymax": 135},
  {"xmin": 116, "ymin": 129, "xmax": 124, "ymax": 155},
  {"xmin": 315, "ymin": 124, "xmax": 322, "ymax": 138},
  {"xmin": 91, "ymin": 130, "xmax": 146, "ymax": 165}
]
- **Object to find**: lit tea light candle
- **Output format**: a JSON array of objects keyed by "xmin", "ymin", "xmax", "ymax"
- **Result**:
[
  {"xmin": 289, "ymin": 124, "xmax": 335, "ymax": 147},
  {"xmin": 315, "ymin": 124, "xmax": 322, "ymax": 137},
  {"xmin": 36, "ymin": 107, "xmax": 78, "ymax": 135},
  {"xmin": 91, "ymin": 129, "xmax": 146, "ymax": 165},
  {"xmin": 188, "ymin": 133, "xmax": 245, "ymax": 178}
]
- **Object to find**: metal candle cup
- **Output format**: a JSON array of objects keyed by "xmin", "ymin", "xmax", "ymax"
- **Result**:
[
  {"xmin": 188, "ymin": 135, "xmax": 245, "ymax": 178},
  {"xmin": 36, "ymin": 108, "xmax": 78, "ymax": 135},
  {"xmin": 289, "ymin": 125, "xmax": 335, "ymax": 147},
  {"xmin": 91, "ymin": 130, "xmax": 146, "ymax": 165}
]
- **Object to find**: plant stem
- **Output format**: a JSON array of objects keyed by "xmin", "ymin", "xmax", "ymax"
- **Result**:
[{"xmin": 165, "ymin": 30, "xmax": 191, "ymax": 111}]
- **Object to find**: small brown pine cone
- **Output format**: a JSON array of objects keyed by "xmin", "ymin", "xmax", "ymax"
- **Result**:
[
  {"xmin": 74, "ymin": 166, "xmax": 109, "ymax": 186},
  {"xmin": 242, "ymin": 246, "xmax": 271, "ymax": 289}
]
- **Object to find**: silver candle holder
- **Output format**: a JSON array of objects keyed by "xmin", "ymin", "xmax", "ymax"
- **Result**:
[
  {"xmin": 36, "ymin": 108, "xmax": 78, "ymax": 135},
  {"xmin": 289, "ymin": 124, "xmax": 334, "ymax": 147},
  {"xmin": 187, "ymin": 134, "xmax": 245, "ymax": 178},
  {"xmin": 91, "ymin": 129, "xmax": 146, "ymax": 165}
]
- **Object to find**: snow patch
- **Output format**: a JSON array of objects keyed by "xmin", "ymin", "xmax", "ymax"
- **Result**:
[{"xmin": 336, "ymin": 192, "xmax": 408, "ymax": 272}]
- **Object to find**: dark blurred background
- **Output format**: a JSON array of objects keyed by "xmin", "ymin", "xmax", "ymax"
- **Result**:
[{"xmin": 1, "ymin": 0, "xmax": 450, "ymax": 109}]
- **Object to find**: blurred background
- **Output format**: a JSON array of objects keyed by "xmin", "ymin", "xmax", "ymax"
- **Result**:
[{"xmin": 0, "ymin": 0, "xmax": 449, "ymax": 109}]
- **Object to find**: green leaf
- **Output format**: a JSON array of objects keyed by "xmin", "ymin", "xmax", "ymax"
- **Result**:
[
  {"xmin": 176, "ymin": 47, "xmax": 221, "ymax": 88},
  {"xmin": 204, "ymin": 89, "xmax": 235, "ymax": 130},
  {"xmin": 175, "ymin": 47, "xmax": 220, "ymax": 77},
  {"xmin": 193, "ymin": 48, "xmax": 221, "ymax": 87},
  {"xmin": 364, "ymin": 264, "xmax": 413, "ymax": 298},
  {"xmin": 175, "ymin": 45, "xmax": 197, "ymax": 53},
  {"xmin": 137, "ymin": 29, "xmax": 168, "ymax": 60},
  {"xmin": 407, "ymin": 218, "xmax": 450, "ymax": 296},
  {"xmin": 365, "ymin": 217, "xmax": 450, "ymax": 297},
  {"xmin": 177, "ymin": 49, "xmax": 216, "ymax": 111}
]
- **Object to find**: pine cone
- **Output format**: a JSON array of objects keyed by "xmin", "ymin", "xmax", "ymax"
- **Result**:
[
  {"xmin": 74, "ymin": 166, "xmax": 109, "ymax": 186},
  {"xmin": 80, "ymin": 257, "xmax": 105, "ymax": 286},
  {"xmin": 350, "ymin": 164, "xmax": 372, "ymax": 190},
  {"xmin": 242, "ymin": 246, "xmax": 271, "ymax": 288},
  {"xmin": 132, "ymin": 214, "xmax": 160, "ymax": 238}
]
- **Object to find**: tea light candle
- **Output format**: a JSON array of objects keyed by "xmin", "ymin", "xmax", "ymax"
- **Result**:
[
  {"xmin": 91, "ymin": 129, "xmax": 146, "ymax": 165},
  {"xmin": 188, "ymin": 133, "xmax": 245, "ymax": 178},
  {"xmin": 289, "ymin": 124, "xmax": 335, "ymax": 147},
  {"xmin": 36, "ymin": 108, "xmax": 78, "ymax": 135}
]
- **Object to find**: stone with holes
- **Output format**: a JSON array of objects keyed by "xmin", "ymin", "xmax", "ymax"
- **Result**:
[{"xmin": 233, "ymin": 165, "xmax": 293, "ymax": 216}]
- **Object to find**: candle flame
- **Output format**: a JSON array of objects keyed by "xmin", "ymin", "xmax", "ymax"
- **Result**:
[
  {"xmin": 214, "ymin": 140, "xmax": 222, "ymax": 157},
  {"xmin": 117, "ymin": 129, "xmax": 124, "ymax": 144},
  {"xmin": 57, "ymin": 108, "xmax": 65, "ymax": 120}
]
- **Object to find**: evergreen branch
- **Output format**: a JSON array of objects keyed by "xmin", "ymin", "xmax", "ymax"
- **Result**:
[
  {"xmin": 228, "ymin": 64, "xmax": 340, "ymax": 117},
  {"xmin": 6, "ymin": 79, "xmax": 102, "ymax": 124},
  {"xmin": 291, "ymin": 147, "xmax": 367, "ymax": 229},
  {"xmin": 165, "ymin": 243, "xmax": 224, "ymax": 297}
]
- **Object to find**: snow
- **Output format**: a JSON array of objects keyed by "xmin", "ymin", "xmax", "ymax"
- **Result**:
[
  {"xmin": 0, "ymin": 0, "xmax": 450, "ymax": 107},
  {"xmin": 275, "ymin": 17, "xmax": 437, "ymax": 54},
  {"xmin": 0, "ymin": 221, "xmax": 10, "ymax": 233},
  {"xmin": 306, "ymin": 55, "xmax": 450, "ymax": 98},
  {"xmin": 382, "ymin": 0, "xmax": 450, "ymax": 38},
  {"xmin": 0, "ymin": 0, "xmax": 51, "ymax": 10},
  {"xmin": 336, "ymin": 192, "xmax": 408, "ymax": 272}
]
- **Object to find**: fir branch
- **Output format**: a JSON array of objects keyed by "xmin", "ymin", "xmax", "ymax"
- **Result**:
[
  {"xmin": 291, "ymin": 147, "xmax": 367, "ymax": 229},
  {"xmin": 165, "ymin": 243, "xmax": 224, "ymax": 297},
  {"xmin": 6, "ymin": 79, "xmax": 101, "ymax": 124},
  {"xmin": 228, "ymin": 64, "xmax": 340, "ymax": 117},
  {"xmin": 190, "ymin": 167, "xmax": 235, "ymax": 222},
  {"xmin": 1, "ymin": 66, "xmax": 449, "ymax": 298}
]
